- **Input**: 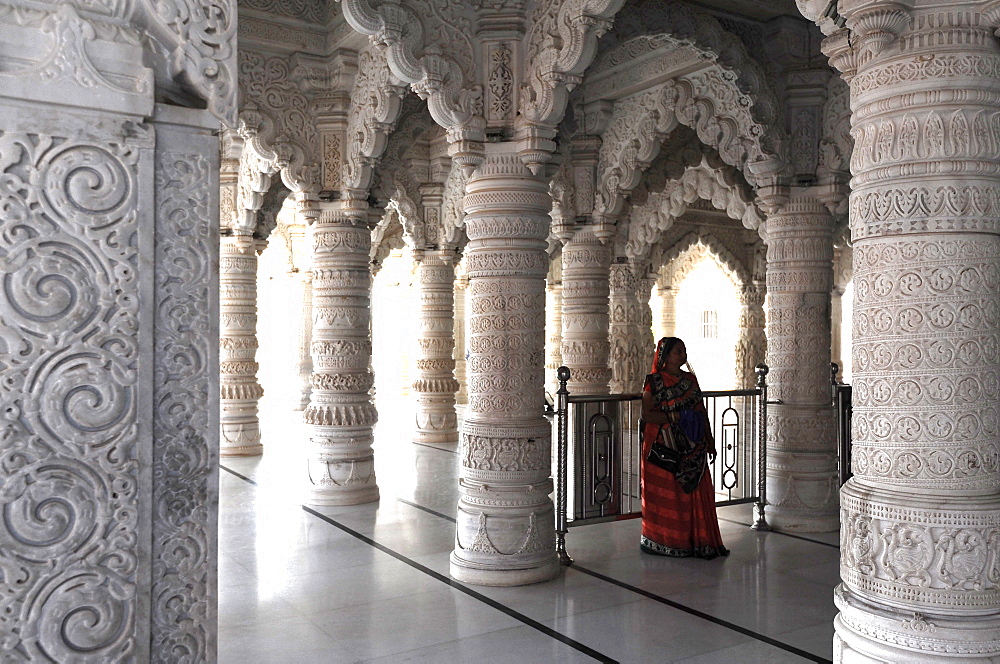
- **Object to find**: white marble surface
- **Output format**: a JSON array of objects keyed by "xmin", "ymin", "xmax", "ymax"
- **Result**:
[{"xmin": 219, "ymin": 402, "xmax": 837, "ymax": 663}]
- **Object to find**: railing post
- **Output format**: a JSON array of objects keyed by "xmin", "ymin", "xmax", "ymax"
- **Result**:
[
  {"xmin": 555, "ymin": 366, "xmax": 573, "ymax": 565},
  {"xmin": 752, "ymin": 363, "xmax": 771, "ymax": 531}
]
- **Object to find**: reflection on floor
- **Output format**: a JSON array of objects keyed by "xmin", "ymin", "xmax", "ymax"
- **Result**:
[{"xmin": 219, "ymin": 403, "xmax": 840, "ymax": 663}]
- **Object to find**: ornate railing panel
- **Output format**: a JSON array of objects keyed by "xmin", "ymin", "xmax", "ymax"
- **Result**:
[{"xmin": 554, "ymin": 365, "xmax": 771, "ymax": 564}]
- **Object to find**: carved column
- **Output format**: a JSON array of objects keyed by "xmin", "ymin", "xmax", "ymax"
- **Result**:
[
  {"xmin": 735, "ymin": 280, "xmax": 767, "ymax": 390},
  {"xmin": 609, "ymin": 260, "xmax": 651, "ymax": 394},
  {"xmin": 657, "ymin": 275, "xmax": 677, "ymax": 339},
  {"xmin": 451, "ymin": 145, "xmax": 559, "ymax": 586},
  {"xmin": 764, "ymin": 195, "xmax": 838, "ymax": 532},
  {"xmin": 295, "ymin": 268, "xmax": 314, "ymax": 410},
  {"xmin": 304, "ymin": 201, "xmax": 378, "ymax": 505},
  {"xmin": 219, "ymin": 234, "xmax": 265, "ymax": 456},
  {"xmin": 560, "ymin": 227, "xmax": 612, "ymax": 394},
  {"xmin": 545, "ymin": 278, "xmax": 563, "ymax": 395},
  {"xmin": 413, "ymin": 250, "xmax": 460, "ymax": 444},
  {"xmin": 454, "ymin": 274, "xmax": 469, "ymax": 405},
  {"xmin": 822, "ymin": 8, "xmax": 1000, "ymax": 659}
]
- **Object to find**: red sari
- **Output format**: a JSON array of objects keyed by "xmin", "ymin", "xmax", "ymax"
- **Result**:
[{"xmin": 641, "ymin": 368, "xmax": 729, "ymax": 559}]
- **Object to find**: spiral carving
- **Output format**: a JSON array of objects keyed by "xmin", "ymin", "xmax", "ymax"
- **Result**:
[
  {"xmin": 26, "ymin": 569, "xmax": 132, "ymax": 662},
  {"xmin": 36, "ymin": 349, "xmax": 134, "ymax": 448},
  {"xmin": 41, "ymin": 146, "xmax": 132, "ymax": 227},
  {"xmin": 0, "ymin": 461, "xmax": 101, "ymax": 559},
  {"xmin": 0, "ymin": 238, "xmax": 105, "ymax": 335}
]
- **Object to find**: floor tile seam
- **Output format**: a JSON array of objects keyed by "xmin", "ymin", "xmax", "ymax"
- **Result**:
[
  {"xmin": 569, "ymin": 564, "xmax": 833, "ymax": 664},
  {"xmin": 352, "ymin": 621, "xmax": 598, "ymax": 664},
  {"xmin": 299, "ymin": 504, "xmax": 617, "ymax": 663},
  {"xmin": 220, "ymin": 463, "xmax": 617, "ymax": 664},
  {"xmin": 717, "ymin": 515, "xmax": 840, "ymax": 549},
  {"xmin": 390, "ymin": 490, "xmax": 831, "ymax": 662}
]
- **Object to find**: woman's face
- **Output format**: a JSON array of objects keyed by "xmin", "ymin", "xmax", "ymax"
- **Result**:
[{"xmin": 664, "ymin": 341, "xmax": 687, "ymax": 371}]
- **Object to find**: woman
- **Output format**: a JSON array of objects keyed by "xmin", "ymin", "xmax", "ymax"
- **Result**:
[{"xmin": 639, "ymin": 336, "xmax": 729, "ymax": 559}]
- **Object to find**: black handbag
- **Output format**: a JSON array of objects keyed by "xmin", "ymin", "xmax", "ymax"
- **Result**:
[
  {"xmin": 646, "ymin": 421, "xmax": 683, "ymax": 473},
  {"xmin": 647, "ymin": 441, "xmax": 682, "ymax": 473}
]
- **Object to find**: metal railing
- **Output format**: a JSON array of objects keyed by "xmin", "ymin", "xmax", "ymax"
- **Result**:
[
  {"xmin": 555, "ymin": 364, "xmax": 772, "ymax": 565},
  {"xmin": 831, "ymin": 362, "xmax": 853, "ymax": 486}
]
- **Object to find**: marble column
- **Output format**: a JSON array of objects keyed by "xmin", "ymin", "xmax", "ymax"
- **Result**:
[
  {"xmin": 451, "ymin": 144, "xmax": 559, "ymax": 586},
  {"xmin": 545, "ymin": 279, "xmax": 563, "ymax": 395},
  {"xmin": 413, "ymin": 250, "xmax": 460, "ymax": 444},
  {"xmin": 657, "ymin": 276, "xmax": 677, "ymax": 339},
  {"xmin": 735, "ymin": 280, "xmax": 767, "ymax": 390},
  {"xmin": 560, "ymin": 227, "xmax": 612, "ymax": 394},
  {"xmin": 219, "ymin": 233, "xmax": 265, "ymax": 456},
  {"xmin": 822, "ymin": 7, "xmax": 1000, "ymax": 659},
  {"xmin": 609, "ymin": 261, "xmax": 652, "ymax": 393},
  {"xmin": 454, "ymin": 274, "xmax": 469, "ymax": 405},
  {"xmin": 295, "ymin": 269, "xmax": 314, "ymax": 410},
  {"xmin": 764, "ymin": 195, "xmax": 838, "ymax": 533},
  {"xmin": 304, "ymin": 201, "xmax": 379, "ymax": 505}
]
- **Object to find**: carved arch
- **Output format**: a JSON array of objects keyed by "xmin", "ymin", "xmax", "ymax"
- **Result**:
[
  {"xmin": 591, "ymin": 0, "xmax": 787, "ymax": 174},
  {"xmin": 340, "ymin": 0, "xmax": 483, "ymax": 142},
  {"xmin": 371, "ymin": 207, "xmax": 409, "ymax": 273},
  {"xmin": 238, "ymin": 50, "xmax": 320, "ymax": 193},
  {"xmin": 624, "ymin": 160, "xmax": 763, "ymax": 260},
  {"xmin": 343, "ymin": 47, "xmax": 409, "ymax": 199},
  {"xmin": 522, "ymin": 0, "xmax": 627, "ymax": 127},
  {"xmin": 658, "ymin": 232, "xmax": 748, "ymax": 290}
]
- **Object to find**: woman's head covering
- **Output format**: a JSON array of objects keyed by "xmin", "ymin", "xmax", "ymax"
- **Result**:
[{"xmin": 651, "ymin": 336, "xmax": 684, "ymax": 373}]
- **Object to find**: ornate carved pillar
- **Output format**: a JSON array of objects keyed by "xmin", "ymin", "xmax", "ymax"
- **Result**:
[
  {"xmin": 545, "ymin": 278, "xmax": 564, "ymax": 395},
  {"xmin": 413, "ymin": 250, "xmax": 460, "ymax": 444},
  {"xmin": 454, "ymin": 273, "xmax": 469, "ymax": 405},
  {"xmin": 764, "ymin": 195, "xmax": 838, "ymax": 532},
  {"xmin": 560, "ymin": 227, "xmax": 612, "ymax": 394},
  {"xmin": 219, "ymin": 234, "xmax": 265, "ymax": 456},
  {"xmin": 735, "ymin": 279, "xmax": 767, "ymax": 390},
  {"xmin": 821, "ymin": 7, "xmax": 1000, "ymax": 659},
  {"xmin": 609, "ymin": 260, "xmax": 652, "ymax": 394},
  {"xmin": 451, "ymin": 145, "xmax": 559, "ymax": 586},
  {"xmin": 295, "ymin": 268, "xmax": 314, "ymax": 410},
  {"xmin": 304, "ymin": 200, "xmax": 378, "ymax": 505},
  {"xmin": 657, "ymin": 274, "xmax": 677, "ymax": 339},
  {"xmin": 293, "ymin": 196, "xmax": 318, "ymax": 411}
]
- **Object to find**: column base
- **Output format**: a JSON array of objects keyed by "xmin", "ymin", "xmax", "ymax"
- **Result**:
[
  {"xmin": 414, "ymin": 430, "xmax": 459, "ymax": 445},
  {"xmin": 219, "ymin": 443, "xmax": 264, "ymax": 457},
  {"xmin": 834, "ymin": 584, "xmax": 1000, "ymax": 663},
  {"xmin": 766, "ymin": 505, "xmax": 840, "ymax": 533},
  {"xmin": 306, "ymin": 485, "xmax": 380, "ymax": 506},
  {"xmin": 449, "ymin": 553, "xmax": 561, "ymax": 587},
  {"xmin": 220, "ymin": 422, "xmax": 263, "ymax": 457}
]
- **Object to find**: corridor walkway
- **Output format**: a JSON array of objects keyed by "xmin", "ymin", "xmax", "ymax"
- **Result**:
[{"xmin": 218, "ymin": 402, "xmax": 839, "ymax": 663}]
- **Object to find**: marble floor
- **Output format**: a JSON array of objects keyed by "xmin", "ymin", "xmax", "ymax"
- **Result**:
[{"xmin": 218, "ymin": 402, "xmax": 841, "ymax": 663}]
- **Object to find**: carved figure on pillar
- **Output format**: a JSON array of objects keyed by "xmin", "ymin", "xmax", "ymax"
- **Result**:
[
  {"xmin": 304, "ymin": 201, "xmax": 379, "ymax": 505},
  {"xmin": 609, "ymin": 259, "xmax": 653, "ymax": 394},
  {"xmin": 735, "ymin": 279, "xmax": 766, "ymax": 390},
  {"xmin": 413, "ymin": 250, "xmax": 461, "ymax": 444},
  {"xmin": 451, "ymin": 145, "xmax": 559, "ymax": 586},
  {"xmin": 763, "ymin": 194, "xmax": 838, "ymax": 533}
]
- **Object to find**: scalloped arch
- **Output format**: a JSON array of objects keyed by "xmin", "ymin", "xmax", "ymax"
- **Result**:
[
  {"xmin": 340, "ymin": 0, "xmax": 483, "ymax": 140},
  {"xmin": 624, "ymin": 160, "xmax": 763, "ymax": 261},
  {"xmin": 592, "ymin": 0, "xmax": 787, "ymax": 172},
  {"xmin": 659, "ymin": 231, "xmax": 748, "ymax": 289},
  {"xmin": 371, "ymin": 207, "xmax": 410, "ymax": 272}
]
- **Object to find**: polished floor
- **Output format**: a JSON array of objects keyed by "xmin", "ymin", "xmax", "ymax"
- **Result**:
[{"xmin": 218, "ymin": 402, "xmax": 841, "ymax": 663}]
